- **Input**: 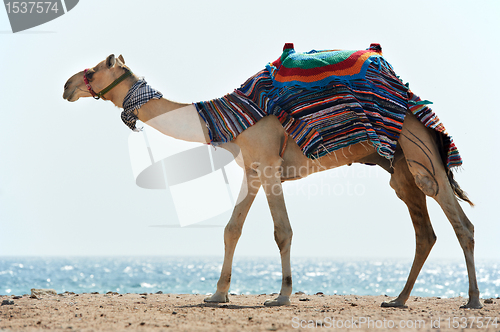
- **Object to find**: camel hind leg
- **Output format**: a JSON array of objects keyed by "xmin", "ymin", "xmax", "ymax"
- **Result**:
[
  {"xmin": 381, "ymin": 153, "xmax": 436, "ymax": 308},
  {"xmin": 396, "ymin": 112, "xmax": 482, "ymax": 309}
]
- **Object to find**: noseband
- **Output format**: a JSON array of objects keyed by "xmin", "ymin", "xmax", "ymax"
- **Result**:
[{"xmin": 83, "ymin": 68, "xmax": 133, "ymax": 100}]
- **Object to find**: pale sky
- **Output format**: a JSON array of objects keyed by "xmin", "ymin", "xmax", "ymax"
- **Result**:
[{"xmin": 0, "ymin": 0, "xmax": 499, "ymax": 261}]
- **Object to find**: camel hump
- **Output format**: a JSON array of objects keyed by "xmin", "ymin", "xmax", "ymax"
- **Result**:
[
  {"xmin": 368, "ymin": 43, "xmax": 382, "ymax": 53},
  {"xmin": 267, "ymin": 44, "xmax": 383, "ymax": 89}
]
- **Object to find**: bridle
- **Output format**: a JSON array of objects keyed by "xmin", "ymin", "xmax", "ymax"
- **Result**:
[{"xmin": 83, "ymin": 67, "xmax": 133, "ymax": 100}]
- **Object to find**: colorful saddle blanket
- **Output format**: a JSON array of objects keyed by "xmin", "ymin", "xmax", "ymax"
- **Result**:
[
  {"xmin": 267, "ymin": 43, "xmax": 383, "ymax": 88},
  {"xmin": 194, "ymin": 43, "xmax": 462, "ymax": 169}
]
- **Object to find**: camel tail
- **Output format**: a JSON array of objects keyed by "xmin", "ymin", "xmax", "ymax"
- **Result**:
[
  {"xmin": 436, "ymin": 132, "xmax": 474, "ymax": 207},
  {"xmin": 447, "ymin": 170, "xmax": 474, "ymax": 207}
]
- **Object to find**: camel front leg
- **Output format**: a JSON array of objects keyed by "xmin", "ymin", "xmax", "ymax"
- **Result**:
[
  {"xmin": 258, "ymin": 162, "xmax": 293, "ymax": 306},
  {"xmin": 204, "ymin": 170, "xmax": 260, "ymax": 303}
]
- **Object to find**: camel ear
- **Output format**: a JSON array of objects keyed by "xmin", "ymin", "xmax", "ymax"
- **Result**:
[
  {"xmin": 106, "ymin": 54, "xmax": 116, "ymax": 68},
  {"xmin": 118, "ymin": 54, "xmax": 125, "ymax": 64}
]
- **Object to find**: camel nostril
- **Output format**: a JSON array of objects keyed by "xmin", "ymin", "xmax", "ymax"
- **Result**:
[{"xmin": 64, "ymin": 81, "xmax": 69, "ymax": 89}]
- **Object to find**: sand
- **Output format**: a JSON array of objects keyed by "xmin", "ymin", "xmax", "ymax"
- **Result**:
[{"xmin": 1, "ymin": 293, "xmax": 499, "ymax": 331}]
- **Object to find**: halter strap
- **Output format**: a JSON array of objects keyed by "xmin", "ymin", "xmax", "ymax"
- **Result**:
[{"xmin": 83, "ymin": 68, "xmax": 133, "ymax": 100}]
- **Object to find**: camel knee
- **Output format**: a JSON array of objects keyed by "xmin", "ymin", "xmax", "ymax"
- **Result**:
[
  {"xmin": 417, "ymin": 230, "xmax": 437, "ymax": 249},
  {"xmin": 448, "ymin": 211, "xmax": 475, "ymax": 251},
  {"xmin": 463, "ymin": 217, "xmax": 475, "ymax": 235},
  {"xmin": 458, "ymin": 232, "xmax": 475, "ymax": 252},
  {"xmin": 429, "ymin": 231, "xmax": 437, "ymax": 247},
  {"xmin": 274, "ymin": 226, "xmax": 293, "ymax": 252},
  {"xmin": 224, "ymin": 223, "xmax": 242, "ymax": 244}
]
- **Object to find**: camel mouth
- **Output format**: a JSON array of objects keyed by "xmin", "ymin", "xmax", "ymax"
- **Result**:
[
  {"xmin": 63, "ymin": 73, "xmax": 85, "ymax": 102},
  {"xmin": 62, "ymin": 88, "xmax": 79, "ymax": 102}
]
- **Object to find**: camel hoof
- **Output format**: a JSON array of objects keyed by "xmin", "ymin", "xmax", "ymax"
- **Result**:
[
  {"xmin": 204, "ymin": 292, "xmax": 229, "ymax": 303},
  {"xmin": 381, "ymin": 299, "xmax": 408, "ymax": 308},
  {"xmin": 264, "ymin": 295, "xmax": 291, "ymax": 306},
  {"xmin": 460, "ymin": 300, "xmax": 483, "ymax": 309}
]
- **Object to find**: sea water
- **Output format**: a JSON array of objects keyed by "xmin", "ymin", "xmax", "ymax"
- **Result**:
[{"xmin": 1, "ymin": 257, "xmax": 499, "ymax": 298}]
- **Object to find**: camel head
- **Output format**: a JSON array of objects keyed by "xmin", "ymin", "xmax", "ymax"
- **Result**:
[{"xmin": 63, "ymin": 54, "xmax": 130, "ymax": 102}]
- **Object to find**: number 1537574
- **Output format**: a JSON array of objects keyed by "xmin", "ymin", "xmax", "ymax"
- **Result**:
[{"xmin": 5, "ymin": 2, "xmax": 58, "ymax": 14}]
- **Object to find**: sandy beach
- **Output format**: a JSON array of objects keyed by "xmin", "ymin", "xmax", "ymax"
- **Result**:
[{"xmin": 1, "ymin": 292, "xmax": 498, "ymax": 331}]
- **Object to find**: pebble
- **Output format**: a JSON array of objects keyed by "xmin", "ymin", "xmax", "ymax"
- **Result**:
[
  {"xmin": 484, "ymin": 299, "xmax": 494, "ymax": 304},
  {"xmin": 30, "ymin": 289, "xmax": 57, "ymax": 299},
  {"xmin": 155, "ymin": 291, "xmax": 163, "ymax": 294},
  {"xmin": 1, "ymin": 300, "xmax": 14, "ymax": 306},
  {"xmin": 299, "ymin": 298, "xmax": 311, "ymax": 302}
]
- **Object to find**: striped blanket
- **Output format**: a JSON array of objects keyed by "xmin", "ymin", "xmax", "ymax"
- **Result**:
[
  {"xmin": 194, "ymin": 43, "xmax": 462, "ymax": 169},
  {"xmin": 267, "ymin": 43, "xmax": 383, "ymax": 88}
]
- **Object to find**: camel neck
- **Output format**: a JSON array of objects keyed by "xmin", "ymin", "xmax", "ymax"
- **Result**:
[
  {"xmin": 137, "ymin": 99, "xmax": 211, "ymax": 144},
  {"xmin": 108, "ymin": 75, "xmax": 210, "ymax": 144}
]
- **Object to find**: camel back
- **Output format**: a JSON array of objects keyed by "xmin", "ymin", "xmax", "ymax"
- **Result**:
[{"xmin": 194, "ymin": 44, "xmax": 462, "ymax": 169}]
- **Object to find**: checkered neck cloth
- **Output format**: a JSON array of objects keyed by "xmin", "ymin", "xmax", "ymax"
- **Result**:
[{"xmin": 121, "ymin": 78, "xmax": 163, "ymax": 132}]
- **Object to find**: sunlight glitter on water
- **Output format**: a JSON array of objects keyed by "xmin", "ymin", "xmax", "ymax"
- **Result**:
[{"xmin": 0, "ymin": 257, "xmax": 498, "ymax": 298}]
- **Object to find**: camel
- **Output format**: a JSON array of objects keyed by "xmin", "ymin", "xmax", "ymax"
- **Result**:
[{"xmin": 62, "ymin": 51, "xmax": 482, "ymax": 309}]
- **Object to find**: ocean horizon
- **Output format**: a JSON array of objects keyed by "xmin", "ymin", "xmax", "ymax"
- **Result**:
[{"xmin": 1, "ymin": 256, "xmax": 499, "ymax": 299}]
